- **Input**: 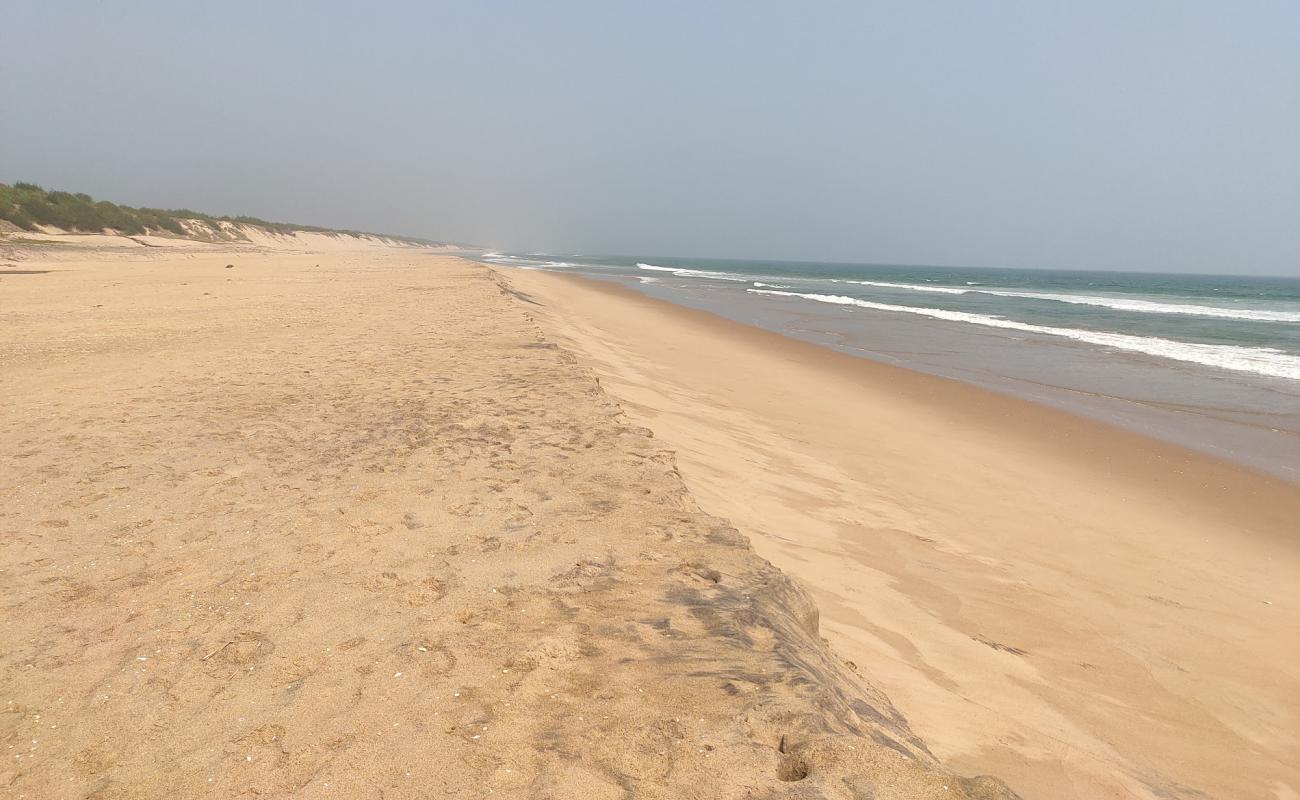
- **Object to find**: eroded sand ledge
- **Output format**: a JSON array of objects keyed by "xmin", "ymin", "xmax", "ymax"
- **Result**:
[
  {"xmin": 499, "ymin": 267, "xmax": 1300, "ymax": 800},
  {"xmin": 0, "ymin": 243, "xmax": 1015, "ymax": 798}
]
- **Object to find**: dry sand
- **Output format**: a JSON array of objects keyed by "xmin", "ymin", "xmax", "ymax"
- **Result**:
[
  {"xmin": 502, "ymin": 268, "xmax": 1300, "ymax": 800},
  {"xmin": 0, "ymin": 240, "xmax": 1017, "ymax": 798}
]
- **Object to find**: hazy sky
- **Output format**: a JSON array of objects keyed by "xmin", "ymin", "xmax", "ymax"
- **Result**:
[{"xmin": 3, "ymin": 1, "xmax": 1298, "ymax": 274}]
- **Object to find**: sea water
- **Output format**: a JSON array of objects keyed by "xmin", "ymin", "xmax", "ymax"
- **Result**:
[{"xmin": 481, "ymin": 253, "xmax": 1300, "ymax": 480}]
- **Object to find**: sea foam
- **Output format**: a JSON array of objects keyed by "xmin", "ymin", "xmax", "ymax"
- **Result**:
[
  {"xmin": 834, "ymin": 279, "xmax": 968, "ymax": 294},
  {"xmin": 977, "ymin": 290, "xmax": 1300, "ymax": 322},
  {"xmin": 748, "ymin": 290, "xmax": 1300, "ymax": 380},
  {"xmin": 830, "ymin": 280, "xmax": 1300, "ymax": 322},
  {"xmin": 637, "ymin": 263, "xmax": 753, "ymax": 282}
]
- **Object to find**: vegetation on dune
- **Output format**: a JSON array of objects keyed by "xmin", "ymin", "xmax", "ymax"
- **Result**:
[
  {"xmin": 0, "ymin": 182, "xmax": 167, "ymax": 235},
  {"xmin": 0, "ymin": 181, "xmax": 427, "ymax": 242}
]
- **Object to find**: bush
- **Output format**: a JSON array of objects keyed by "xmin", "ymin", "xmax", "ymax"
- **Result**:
[{"xmin": 0, "ymin": 181, "xmax": 426, "ymax": 243}]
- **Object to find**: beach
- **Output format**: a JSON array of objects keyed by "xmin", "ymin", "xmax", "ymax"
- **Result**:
[
  {"xmin": 0, "ymin": 240, "xmax": 1017, "ymax": 799},
  {"xmin": 483, "ymin": 254, "xmax": 1300, "ymax": 482},
  {"xmin": 502, "ymin": 267, "xmax": 1300, "ymax": 800},
  {"xmin": 5, "ymin": 2, "xmax": 1295, "ymax": 797}
]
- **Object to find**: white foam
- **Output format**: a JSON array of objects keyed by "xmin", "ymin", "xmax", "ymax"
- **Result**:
[
  {"xmin": 637, "ymin": 276, "xmax": 660, "ymax": 284},
  {"xmin": 748, "ymin": 290, "xmax": 1300, "ymax": 380},
  {"xmin": 487, "ymin": 257, "xmax": 575, "ymax": 268},
  {"xmin": 828, "ymin": 279, "xmax": 1299, "ymax": 322},
  {"xmin": 636, "ymin": 262, "xmax": 753, "ymax": 282},
  {"xmin": 977, "ymin": 290, "xmax": 1300, "ymax": 322},
  {"xmin": 834, "ymin": 279, "xmax": 968, "ymax": 294},
  {"xmin": 752, "ymin": 281, "xmax": 792, "ymax": 289}
]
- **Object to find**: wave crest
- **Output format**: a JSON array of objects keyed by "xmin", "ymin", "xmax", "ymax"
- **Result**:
[
  {"xmin": 979, "ymin": 290, "xmax": 1300, "ymax": 322},
  {"xmin": 830, "ymin": 279, "xmax": 1300, "ymax": 322},
  {"xmin": 636, "ymin": 263, "xmax": 752, "ymax": 282},
  {"xmin": 748, "ymin": 290, "xmax": 1300, "ymax": 380},
  {"xmin": 834, "ymin": 279, "xmax": 968, "ymax": 295}
]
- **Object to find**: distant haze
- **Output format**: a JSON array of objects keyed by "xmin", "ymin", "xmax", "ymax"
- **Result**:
[{"xmin": 3, "ymin": 1, "xmax": 1297, "ymax": 275}]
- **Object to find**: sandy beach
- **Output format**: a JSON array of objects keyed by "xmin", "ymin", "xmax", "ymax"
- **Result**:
[
  {"xmin": 0, "ymin": 239, "xmax": 1017, "ymax": 799},
  {"xmin": 502, "ymin": 268, "xmax": 1300, "ymax": 800},
  {"xmin": 5, "ymin": 2, "xmax": 1295, "ymax": 796}
]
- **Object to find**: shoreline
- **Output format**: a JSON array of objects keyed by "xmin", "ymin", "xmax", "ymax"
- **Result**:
[
  {"xmin": 514, "ymin": 268, "xmax": 1299, "ymax": 505},
  {"xmin": 0, "ymin": 239, "xmax": 1017, "ymax": 799},
  {"xmin": 500, "ymin": 265, "xmax": 1300, "ymax": 800},
  {"xmin": 482, "ymin": 256, "xmax": 1300, "ymax": 482}
]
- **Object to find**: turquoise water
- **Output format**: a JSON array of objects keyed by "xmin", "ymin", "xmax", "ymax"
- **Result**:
[{"xmin": 482, "ymin": 252, "xmax": 1300, "ymax": 478}]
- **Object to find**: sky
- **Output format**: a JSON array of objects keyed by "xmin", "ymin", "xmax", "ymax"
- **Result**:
[{"xmin": 2, "ymin": 1, "xmax": 1298, "ymax": 274}]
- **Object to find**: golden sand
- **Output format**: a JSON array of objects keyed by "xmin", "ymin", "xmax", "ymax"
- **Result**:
[
  {"xmin": 0, "ymin": 240, "xmax": 1016, "ymax": 798},
  {"xmin": 503, "ymin": 268, "xmax": 1300, "ymax": 800}
]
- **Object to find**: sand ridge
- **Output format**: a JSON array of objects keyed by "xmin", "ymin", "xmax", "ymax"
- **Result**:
[{"xmin": 0, "ymin": 243, "xmax": 1016, "ymax": 798}]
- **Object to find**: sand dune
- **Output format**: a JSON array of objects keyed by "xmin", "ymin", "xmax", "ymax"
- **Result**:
[{"xmin": 0, "ymin": 240, "xmax": 1015, "ymax": 798}]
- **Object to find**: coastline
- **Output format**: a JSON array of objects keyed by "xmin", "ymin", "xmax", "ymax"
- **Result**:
[
  {"xmin": 483, "ymin": 254, "xmax": 1300, "ymax": 482},
  {"xmin": 499, "ymin": 266, "xmax": 1300, "ymax": 800},
  {"xmin": 0, "ymin": 239, "xmax": 1015, "ymax": 798}
]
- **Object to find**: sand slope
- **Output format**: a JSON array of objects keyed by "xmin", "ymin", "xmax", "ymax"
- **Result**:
[
  {"xmin": 501, "ymin": 268, "xmax": 1300, "ymax": 800},
  {"xmin": 0, "ymin": 244, "xmax": 1015, "ymax": 798}
]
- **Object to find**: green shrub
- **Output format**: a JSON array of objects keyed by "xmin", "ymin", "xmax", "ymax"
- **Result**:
[{"xmin": 0, "ymin": 181, "xmax": 429, "ymax": 243}]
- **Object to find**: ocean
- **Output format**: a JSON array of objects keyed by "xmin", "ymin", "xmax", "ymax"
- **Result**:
[{"xmin": 480, "ymin": 252, "xmax": 1300, "ymax": 480}]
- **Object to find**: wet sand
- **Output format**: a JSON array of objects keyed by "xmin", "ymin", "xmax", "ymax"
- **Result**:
[
  {"xmin": 0, "ymin": 239, "xmax": 1015, "ymax": 799},
  {"xmin": 502, "ymin": 267, "xmax": 1300, "ymax": 800}
]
